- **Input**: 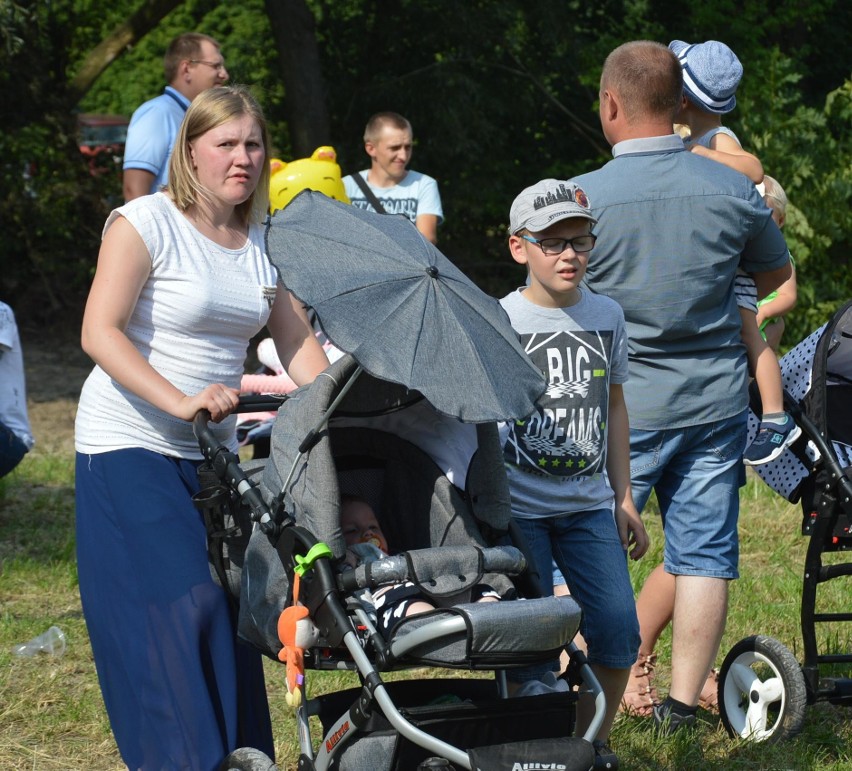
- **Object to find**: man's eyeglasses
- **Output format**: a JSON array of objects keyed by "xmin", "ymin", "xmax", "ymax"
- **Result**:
[
  {"xmin": 190, "ymin": 59, "xmax": 227, "ymax": 72},
  {"xmin": 519, "ymin": 233, "xmax": 597, "ymax": 255}
]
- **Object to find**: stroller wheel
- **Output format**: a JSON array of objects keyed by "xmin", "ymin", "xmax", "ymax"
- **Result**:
[
  {"xmin": 718, "ymin": 635, "xmax": 807, "ymax": 743},
  {"xmin": 218, "ymin": 747, "xmax": 279, "ymax": 771}
]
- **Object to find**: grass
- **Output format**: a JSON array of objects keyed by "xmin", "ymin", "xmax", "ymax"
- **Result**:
[{"xmin": 2, "ymin": 448, "xmax": 852, "ymax": 770}]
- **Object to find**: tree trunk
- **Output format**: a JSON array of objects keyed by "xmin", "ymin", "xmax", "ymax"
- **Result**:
[
  {"xmin": 68, "ymin": 0, "xmax": 200, "ymax": 103},
  {"xmin": 264, "ymin": 0, "xmax": 331, "ymax": 157}
]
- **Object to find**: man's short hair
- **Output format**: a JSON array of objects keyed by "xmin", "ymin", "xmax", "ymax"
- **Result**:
[
  {"xmin": 601, "ymin": 41, "xmax": 682, "ymax": 125},
  {"xmin": 364, "ymin": 111, "xmax": 412, "ymax": 144},
  {"xmin": 164, "ymin": 32, "xmax": 221, "ymax": 83}
]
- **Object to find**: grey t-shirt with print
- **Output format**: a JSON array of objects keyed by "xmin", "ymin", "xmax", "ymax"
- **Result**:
[{"xmin": 499, "ymin": 288, "xmax": 629, "ymax": 518}]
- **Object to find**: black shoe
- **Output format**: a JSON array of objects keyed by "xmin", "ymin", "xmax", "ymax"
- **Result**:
[
  {"xmin": 653, "ymin": 700, "xmax": 697, "ymax": 735},
  {"xmin": 593, "ymin": 740, "xmax": 619, "ymax": 769}
]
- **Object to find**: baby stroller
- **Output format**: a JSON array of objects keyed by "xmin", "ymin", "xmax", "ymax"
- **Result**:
[
  {"xmin": 717, "ymin": 299, "xmax": 852, "ymax": 743},
  {"xmin": 193, "ymin": 193, "xmax": 607, "ymax": 771}
]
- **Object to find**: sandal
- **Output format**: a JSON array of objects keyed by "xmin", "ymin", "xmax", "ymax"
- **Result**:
[
  {"xmin": 698, "ymin": 667, "xmax": 719, "ymax": 713},
  {"xmin": 619, "ymin": 652, "xmax": 659, "ymax": 717}
]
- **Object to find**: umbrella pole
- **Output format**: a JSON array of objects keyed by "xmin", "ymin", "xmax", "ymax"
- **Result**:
[{"xmin": 276, "ymin": 365, "xmax": 366, "ymax": 501}]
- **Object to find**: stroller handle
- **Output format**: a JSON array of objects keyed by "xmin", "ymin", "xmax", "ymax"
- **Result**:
[
  {"xmin": 192, "ymin": 410, "xmax": 278, "ymax": 534},
  {"xmin": 338, "ymin": 545, "xmax": 526, "ymax": 593},
  {"xmin": 235, "ymin": 393, "xmax": 289, "ymax": 413}
]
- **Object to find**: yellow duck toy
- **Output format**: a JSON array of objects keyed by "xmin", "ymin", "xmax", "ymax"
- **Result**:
[{"xmin": 269, "ymin": 146, "xmax": 350, "ymax": 213}]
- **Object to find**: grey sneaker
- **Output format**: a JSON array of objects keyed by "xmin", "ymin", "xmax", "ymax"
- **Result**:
[{"xmin": 653, "ymin": 700, "xmax": 697, "ymax": 735}]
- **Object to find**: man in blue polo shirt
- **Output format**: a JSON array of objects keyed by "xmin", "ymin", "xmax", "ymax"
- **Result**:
[
  {"xmin": 122, "ymin": 33, "xmax": 228, "ymax": 201},
  {"xmin": 575, "ymin": 40, "xmax": 791, "ymax": 734}
]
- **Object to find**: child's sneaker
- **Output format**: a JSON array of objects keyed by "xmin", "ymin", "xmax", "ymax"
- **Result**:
[{"xmin": 743, "ymin": 415, "xmax": 802, "ymax": 466}]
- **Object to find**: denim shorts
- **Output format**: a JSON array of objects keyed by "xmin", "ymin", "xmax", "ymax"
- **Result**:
[
  {"xmin": 629, "ymin": 410, "xmax": 748, "ymax": 580},
  {"xmin": 513, "ymin": 509, "xmax": 640, "ymax": 671}
]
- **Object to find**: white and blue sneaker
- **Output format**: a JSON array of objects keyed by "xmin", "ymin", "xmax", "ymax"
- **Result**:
[{"xmin": 743, "ymin": 414, "xmax": 802, "ymax": 466}]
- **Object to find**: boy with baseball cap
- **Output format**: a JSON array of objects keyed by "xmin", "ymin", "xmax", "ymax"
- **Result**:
[{"xmin": 500, "ymin": 179, "xmax": 649, "ymax": 764}]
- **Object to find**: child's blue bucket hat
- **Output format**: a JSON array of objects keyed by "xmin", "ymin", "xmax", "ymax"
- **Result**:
[{"xmin": 669, "ymin": 39, "xmax": 743, "ymax": 114}]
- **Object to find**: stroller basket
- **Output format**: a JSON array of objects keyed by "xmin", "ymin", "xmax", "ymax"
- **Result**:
[{"xmin": 314, "ymin": 680, "xmax": 592, "ymax": 771}]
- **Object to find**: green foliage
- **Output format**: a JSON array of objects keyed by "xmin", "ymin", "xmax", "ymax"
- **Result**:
[
  {"xmin": 76, "ymin": 1, "xmax": 286, "ymax": 152},
  {"xmin": 0, "ymin": 0, "xmax": 280, "ymax": 323},
  {"xmin": 0, "ymin": 0, "xmax": 118, "ymax": 323},
  {"xmin": 738, "ymin": 50, "xmax": 852, "ymax": 344},
  {"xmin": 309, "ymin": 0, "xmax": 852, "ymax": 304},
  {"xmin": 314, "ymin": 0, "xmax": 620, "ymax": 294},
  {"xmin": 1, "ymin": 0, "xmax": 849, "ymax": 330}
]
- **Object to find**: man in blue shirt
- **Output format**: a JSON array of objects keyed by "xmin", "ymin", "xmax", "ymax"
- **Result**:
[
  {"xmin": 122, "ymin": 33, "xmax": 228, "ymax": 201},
  {"xmin": 575, "ymin": 40, "xmax": 791, "ymax": 734},
  {"xmin": 0, "ymin": 302, "xmax": 34, "ymax": 478}
]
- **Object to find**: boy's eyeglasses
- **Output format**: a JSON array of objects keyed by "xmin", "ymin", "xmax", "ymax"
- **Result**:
[{"xmin": 519, "ymin": 233, "xmax": 597, "ymax": 254}]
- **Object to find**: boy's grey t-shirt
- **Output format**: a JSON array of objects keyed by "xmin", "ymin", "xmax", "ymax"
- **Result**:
[{"xmin": 499, "ymin": 288, "xmax": 629, "ymax": 518}]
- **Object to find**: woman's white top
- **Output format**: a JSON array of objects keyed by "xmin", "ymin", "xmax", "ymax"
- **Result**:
[{"xmin": 75, "ymin": 193, "xmax": 278, "ymax": 458}]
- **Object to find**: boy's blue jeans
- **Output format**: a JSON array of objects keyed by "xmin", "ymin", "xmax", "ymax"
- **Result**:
[{"xmin": 509, "ymin": 507, "xmax": 640, "ymax": 682}]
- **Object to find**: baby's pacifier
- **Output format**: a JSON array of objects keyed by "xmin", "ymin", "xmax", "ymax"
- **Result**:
[{"xmin": 360, "ymin": 533, "xmax": 388, "ymax": 553}]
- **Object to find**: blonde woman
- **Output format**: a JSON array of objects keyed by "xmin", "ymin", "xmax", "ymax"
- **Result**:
[{"xmin": 75, "ymin": 86, "xmax": 328, "ymax": 769}]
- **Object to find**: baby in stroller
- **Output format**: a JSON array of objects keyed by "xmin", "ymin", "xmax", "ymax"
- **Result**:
[
  {"xmin": 340, "ymin": 494, "xmax": 500, "ymax": 637},
  {"xmin": 199, "ymin": 355, "xmax": 608, "ymax": 771}
]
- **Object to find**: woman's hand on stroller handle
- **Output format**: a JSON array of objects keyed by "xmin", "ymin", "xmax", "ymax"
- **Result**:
[{"xmin": 182, "ymin": 383, "xmax": 240, "ymax": 423}]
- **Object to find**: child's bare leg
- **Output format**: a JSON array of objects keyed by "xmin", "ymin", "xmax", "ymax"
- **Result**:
[
  {"xmin": 575, "ymin": 665, "xmax": 628, "ymax": 742},
  {"xmin": 404, "ymin": 601, "xmax": 436, "ymax": 616},
  {"xmin": 739, "ymin": 308, "xmax": 784, "ymax": 414},
  {"xmin": 621, "ymin": 563, "xmax": 670, "ymax": 715},
  {"xmin": 763, "ymin": 317, "xmax": 785, "ymax": 353},
  {"xmin": 636, "ymin": 564, "xmax": 674, "ymax": 656},
  {"xmin": 740, "ymin": 308, "xmax": 800, "ymax": 465}
]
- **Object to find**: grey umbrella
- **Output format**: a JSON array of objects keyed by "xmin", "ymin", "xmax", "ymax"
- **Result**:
[{"xmin": 265, "ymin": 190, "xmax": 545, "ymax": 423}]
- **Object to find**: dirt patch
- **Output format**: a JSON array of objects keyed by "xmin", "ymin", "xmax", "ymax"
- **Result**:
[{"xmin": 21, "ymin": 328, "xmax": 92, "ymax": 458}]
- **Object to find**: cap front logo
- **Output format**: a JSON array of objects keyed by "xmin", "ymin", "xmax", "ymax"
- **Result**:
[{"xmin": 533, "ymin": 182, "xmax": 589, "ymax": 211}]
